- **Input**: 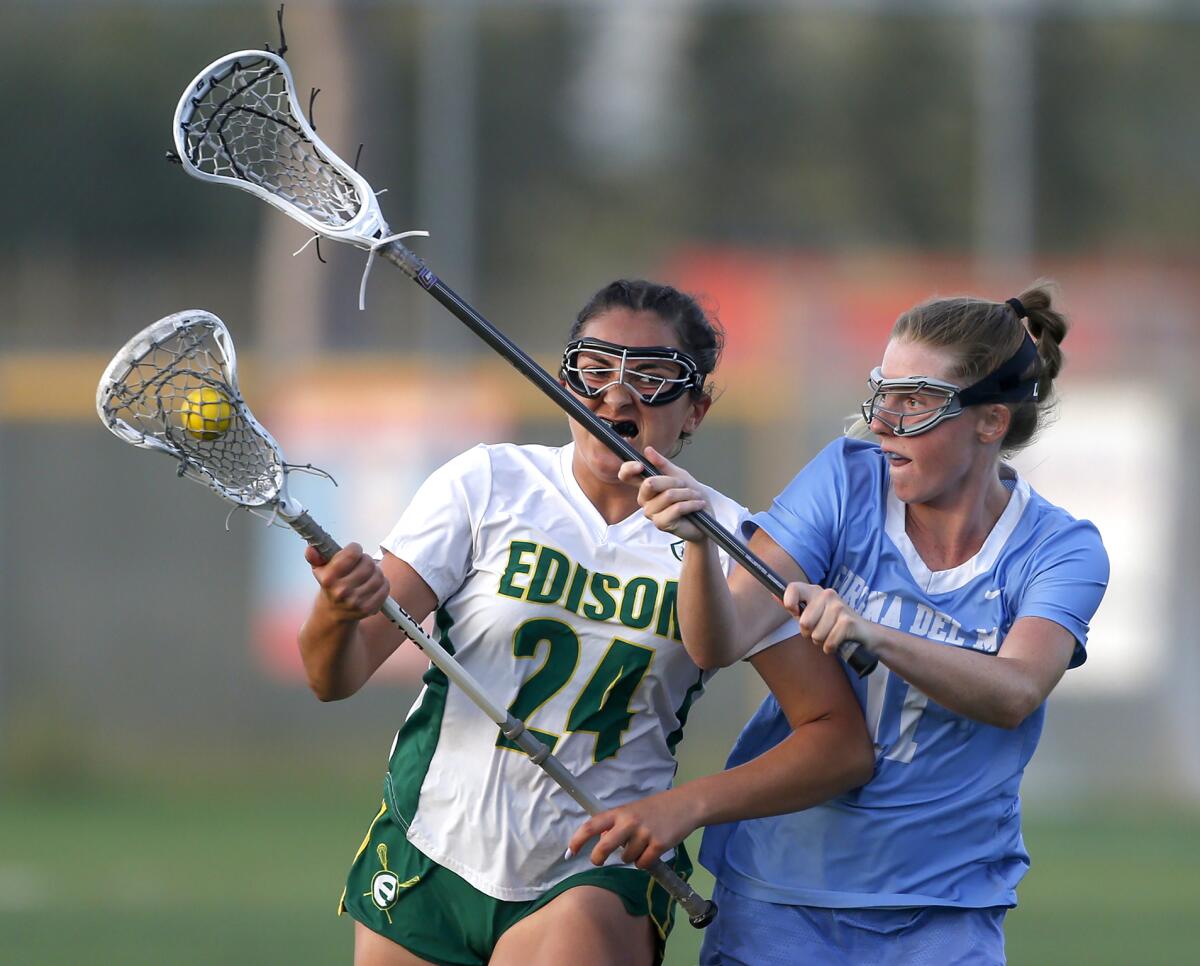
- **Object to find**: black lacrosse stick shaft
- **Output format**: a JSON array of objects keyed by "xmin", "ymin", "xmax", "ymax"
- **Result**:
[{"xmin": 379, "ymin": 243, "xmax": 877, "ymax": 678}]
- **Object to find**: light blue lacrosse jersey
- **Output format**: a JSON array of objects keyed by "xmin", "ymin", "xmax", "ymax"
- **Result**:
[{"xmin": 701, "ymin": 437, "xmax": 1109, "ymax": 910}]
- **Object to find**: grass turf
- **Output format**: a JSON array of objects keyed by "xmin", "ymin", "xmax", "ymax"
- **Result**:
[{"xmin": 0, "ymin": 781, "xmax": 1196, "ymax": 965}]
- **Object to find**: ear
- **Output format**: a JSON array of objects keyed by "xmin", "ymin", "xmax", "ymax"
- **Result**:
[
  {"xmin": 682, "ymin": 395, "xmax": 713, "ymax": 435},
  {"xmin": 975, "ymin": 404, "xmax": 1011, "ymax": 445}
]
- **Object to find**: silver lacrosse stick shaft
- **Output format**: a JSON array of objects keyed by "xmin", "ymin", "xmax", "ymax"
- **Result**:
[{"xmin": 279, "ymin": 500, "xmax": 715, "ymax": 927}]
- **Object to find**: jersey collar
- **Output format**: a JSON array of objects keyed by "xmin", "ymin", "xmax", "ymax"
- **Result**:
[{"xmin": 885, "ymin": 470, "xmax": 1031, "ymax": 595}]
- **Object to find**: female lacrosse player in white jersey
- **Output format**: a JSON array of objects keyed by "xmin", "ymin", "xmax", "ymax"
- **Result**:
[
  {"xmin": 298, "ymin": 279, "xmax": 872, "ymax": 966},
  {"xmin": 571, "ymin": 283, "xmax": 1109, "ymax": 965}
]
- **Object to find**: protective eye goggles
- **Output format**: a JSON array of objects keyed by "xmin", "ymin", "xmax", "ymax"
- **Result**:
[
  {"xmin": 861, "ymin": 334, "xmax": 1040, "ymax": 438},
  {"xmin": 560, "ymin": 337, "xmax": 704, "ymax": 406},
  {"xmin": 861, "ymin": 370, "xmax": 964, "ymax": 437}
]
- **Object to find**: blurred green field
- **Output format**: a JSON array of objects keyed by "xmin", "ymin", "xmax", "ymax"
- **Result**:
[{"xmin": 1, "ymin": 776, "xmax": 1197, "ymax": 965}]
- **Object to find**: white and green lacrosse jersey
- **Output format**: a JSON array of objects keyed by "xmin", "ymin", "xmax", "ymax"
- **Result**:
[{"xmin": 378, "ymin": 442, "xmax": 760, "ymax": 901}]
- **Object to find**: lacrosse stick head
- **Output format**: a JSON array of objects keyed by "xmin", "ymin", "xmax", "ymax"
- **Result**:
[
  {"xmin": 97, "ymin": 310, "xmax": 288, "ymax": 510},
  {"xmin": 173, "ymin": 50, "xmax": 389, "ymax": 249}
]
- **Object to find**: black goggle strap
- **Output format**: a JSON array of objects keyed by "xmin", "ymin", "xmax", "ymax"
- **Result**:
[
  {"xmin": 560, "ymin": 338, "xmax": 704, "ymax": 400},
  {"xmin": 956, "ymin": 331, "xmax": 1040, "ymax": 407}
]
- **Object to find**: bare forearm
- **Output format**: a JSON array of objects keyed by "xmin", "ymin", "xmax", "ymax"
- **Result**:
[
  {"xmin": 674, "ymin": 717, "xmax": 874, "ymax": 828},
  {"xmin": 869, "ymin": 626, "xmax": 1051, "ymax": 729},
  {"xmin": 679, "ymin": 634, "xmax": 876, "ymax": 826},
  {"xmin": 676, "ymin": 539, "xmax": 744, "ymax": 668},
  {"xmin": 298, "ymin": 599, "xmax": 379, "ymax": 701},
  {"xmin": 568, "ymin": 630, "xmax": 873, "ymax": 867},
  {"xmin": 299, "ymin": 549, "xmax": 432, "ymax": 701}
]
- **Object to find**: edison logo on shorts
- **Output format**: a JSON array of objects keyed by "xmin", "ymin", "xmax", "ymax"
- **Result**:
[{"xmin": 365, "ymin": 844, "xmax": 419, "ymax": 924}]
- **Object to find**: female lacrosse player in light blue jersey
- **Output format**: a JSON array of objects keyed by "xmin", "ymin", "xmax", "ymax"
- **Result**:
[
  {"xmin": 571, "ymin": 282, "xmax": 1109, "ymax": 965},
  {"xmin": 297, "ymin": 279, "xmax": 872, "ymax": 966}
]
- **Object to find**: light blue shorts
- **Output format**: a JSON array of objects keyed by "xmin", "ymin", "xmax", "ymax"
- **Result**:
[{"xmin": 699, "ymin": 881, "xmax": 1007, "ymax": 966}]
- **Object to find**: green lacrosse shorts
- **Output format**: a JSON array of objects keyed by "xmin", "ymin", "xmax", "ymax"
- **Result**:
[{"xmin": 338, "ymin": 799, "xmax": 690, "ymax": 965}]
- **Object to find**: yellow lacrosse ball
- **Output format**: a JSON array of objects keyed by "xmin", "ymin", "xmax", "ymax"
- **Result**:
[{"xmin": 181, "ymin": 386, "xmax": 233, "ymax": 440}]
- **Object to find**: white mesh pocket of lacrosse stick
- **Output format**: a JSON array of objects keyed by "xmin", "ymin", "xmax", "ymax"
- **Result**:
[
  {"xmin": 173, "ymin": 50, "xmax": 389, "ymax": 249},
  {"xmin": 173, "ymin": 49, "xmax": 429, "ymax": 307},
  {"xmin": 97, "ymin": 310, "xmax": 285, "ymax": 508}
]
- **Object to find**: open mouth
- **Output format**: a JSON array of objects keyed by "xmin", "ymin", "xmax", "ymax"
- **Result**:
[{"xmin": 601, "ymin": 417, "xmax": 639, "ymax": 439}]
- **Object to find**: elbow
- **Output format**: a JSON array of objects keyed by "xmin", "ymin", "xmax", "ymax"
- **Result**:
[
  {"xmin": 303, "ymin": 665, "xmax": 353, "ymax": 703},
  {"xmin": 992, "ymin": 702, "xmax": 1038, "ymax": 731},
  {"xmin": 306, "ymin": 676, "xmax": 342, "ymax": 703},
  {"xmin": 298, "ymin": 647, "xmax": 337, "ymax": 701},
  {"xmin": 310, "ymin": 682, "xmax": 355, "ymax": 703},
  {"xmin": 298, "ymin": 628, "xmax": 355, "ymax": 702},
  {"xmin": 691, "ymin": 652, "xmax": 729, "ymax": 672},
  {"xmin": 684, "ymin": 642, "xmax": 735, "ymax": 671},
  {"xmin": 815, "ymin": 717, "xmax": 875, "ymax": 793},
  {"xmin": 843, "ymin": 734, "xmax": 876, "ymax": 790},
  {"xmin": 679, "ymin": 622, "xmax": 745, "ymax": 670},
  {"xmin": 991, "ymin": 686, "xmax": 1044, "ymax": 730}
]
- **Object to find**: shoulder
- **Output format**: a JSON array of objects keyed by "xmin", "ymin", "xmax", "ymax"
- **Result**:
[
  {"xmin": 829, "ymin": 435, "xmax": 887, "ymax": 474},
  {"xmin": 1017, "ymin": 484, "xmax": 1110, "ymax": 579},
  {"xmin": 435, "ymin": 442, "xmax": 562, "ymax": 484},
  {"xmin": 430, "ymin": 443, "xmax": 582, "ymax": 521},
  {"xmin": 436, "ymin": 442, "xmax": 494, "ymax": 476},
  {"xmin": 805, "ymin": 436, "xmax": 883, "ymax": 478},
  {"xmin": 745, "ymin": 436, "xmax": 885, "ymax": 559},
  {"xmin": 475, "ymin": 442, "xmax": 569, "ymax": 490},
  {"xmin": 416, "ymin": 443, "xmax": 495, "ymax": 499},
  {"xmin": 776, "ymin": 436, "xmax": 885, "ymax": 503},
  {"xmin": 832, "ymin": 435, "xmax": 886, "ymax": 481},
  {"xmin": 1023, "ymin": 486, "xmax": 1107, "ymax": 557}
]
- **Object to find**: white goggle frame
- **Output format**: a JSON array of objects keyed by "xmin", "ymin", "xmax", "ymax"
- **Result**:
[{"xmin": 561, "ymin": 338, "xmax": 703, "ymax": 406}]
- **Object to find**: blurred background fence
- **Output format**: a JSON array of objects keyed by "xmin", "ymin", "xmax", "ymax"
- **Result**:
[{"xmin": 1, "ymin": 1, "xmax": 1198, "ymax": 963}]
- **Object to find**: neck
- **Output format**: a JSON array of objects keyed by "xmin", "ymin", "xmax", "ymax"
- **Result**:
[
  {"xmin": 571, "ymin": 453, "xmax": 639, "ymax": 526},
  {"xmin": 904, "ymin": 462, "xmax": 1012, "ymax": 571}
]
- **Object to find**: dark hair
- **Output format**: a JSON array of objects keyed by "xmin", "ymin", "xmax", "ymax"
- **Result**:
[
  {"xmin": 892, "ymin": 280, "xmax": 1069, "ymax": 453},
  {"xmin": 571, "ymin": 279, "xmax": 725, "ymax": 403}
]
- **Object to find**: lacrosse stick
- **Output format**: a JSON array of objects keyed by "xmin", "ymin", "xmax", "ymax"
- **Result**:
[
  {"xmin": 170, "ymin": 49, "xmax": 876, "ymax": 679},
  {"xmin": 97, "ymin": 309, "xmax": 716, "ymax": 928}
]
